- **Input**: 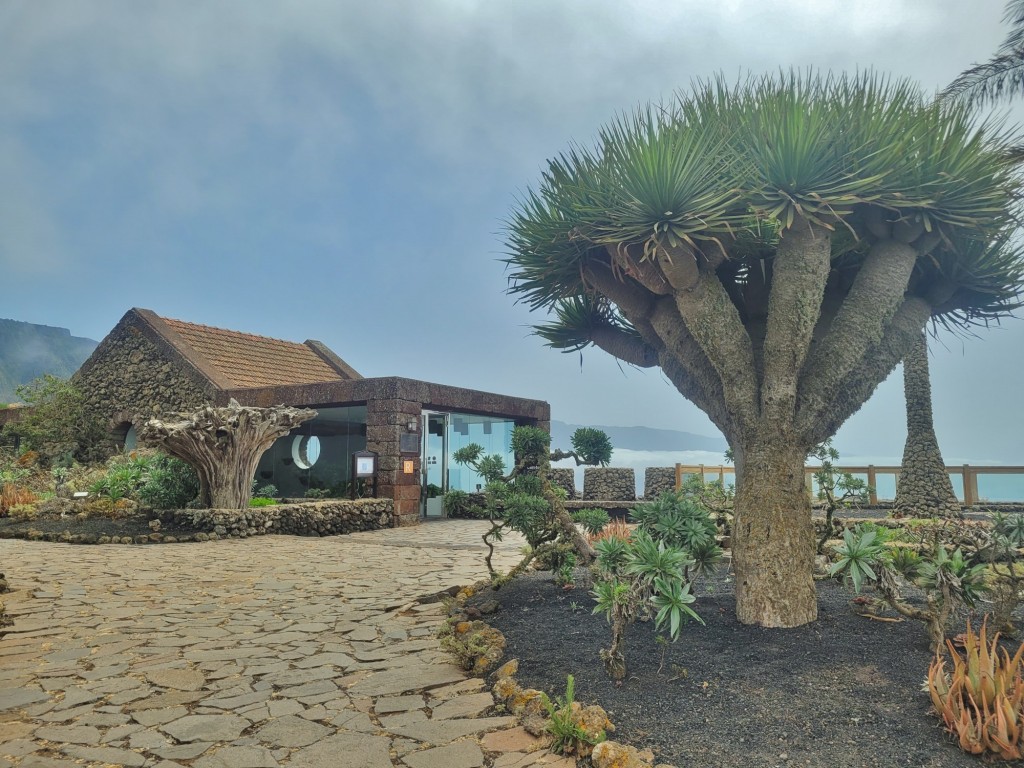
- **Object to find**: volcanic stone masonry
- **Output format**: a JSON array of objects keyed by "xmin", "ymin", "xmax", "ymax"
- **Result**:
[{"xmin": 583, "ymin": 468, "xmax": 636, "ymax": 501}]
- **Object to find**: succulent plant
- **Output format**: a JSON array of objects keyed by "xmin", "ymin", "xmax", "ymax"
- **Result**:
[{"xmin": 928, "ymin": 619, "xmax": 1024, "ymax": 760}]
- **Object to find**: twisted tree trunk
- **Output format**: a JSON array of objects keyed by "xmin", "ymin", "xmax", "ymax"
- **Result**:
[
  {"xmin": 139, "ymin": 399, "xmax": 316, "ymax": 510},
  {"xmin": 893, "ymin": 333, "xmax": 961, "ymax": 519}
]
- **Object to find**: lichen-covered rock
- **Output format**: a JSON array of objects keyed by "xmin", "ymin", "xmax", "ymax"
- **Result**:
[
  {"xmin": 493, "ymin": 659, "xmax": 519, "ymax": 680},
  {"xmin": 0, "ymin": 573, "xmax": 7, "ymax": 593},
  {"xmin": 0, "ymin": 600, "xmax": 12, "ymax": 631},
  {"xmin": 584, "ymin": 468, "xmax": 636, "ymax": 501},
  {"xmin": 440, "ymin": 619, "xmax": 506, "ymax": 675},
  {"xmin": 592, "ymin": 740, "xmax": 673, "ymax": 768},
  {"xmin": 567, "ymin": 701, "xmax": 615, "ymax": 757}
]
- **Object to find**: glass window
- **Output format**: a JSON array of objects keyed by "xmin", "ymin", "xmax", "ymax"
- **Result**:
[
  {"xmin": 446, "ymin": 414, "xmax": 515, "ymax": 493},
  {"xmin": 254, "ymin": 405, "xmax": 367, "ymax": 498}
]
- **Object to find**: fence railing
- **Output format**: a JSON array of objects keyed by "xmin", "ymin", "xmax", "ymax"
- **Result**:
[{"xmin": 674, "ymin": 464, "xmax": 1024, "ymax": 506}]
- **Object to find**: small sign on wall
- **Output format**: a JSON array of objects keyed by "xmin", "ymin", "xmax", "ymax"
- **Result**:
[
  {"xmin": 403, "ymin": 460, "xmax": 415, "ymax": 475},
  {"xmin": 400, "ymin": 432, "xmax": 421, "ymax": 455}
]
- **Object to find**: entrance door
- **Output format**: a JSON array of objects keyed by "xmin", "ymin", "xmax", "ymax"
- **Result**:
[{"xmin": 422, "ymin": 412, "xmax": 448, "ymax": 518}]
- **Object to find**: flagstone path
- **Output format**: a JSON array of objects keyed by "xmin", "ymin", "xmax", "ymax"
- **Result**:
[{"xmin": 0, "ymin": 521, "xmax": 572, "ymax": 768}]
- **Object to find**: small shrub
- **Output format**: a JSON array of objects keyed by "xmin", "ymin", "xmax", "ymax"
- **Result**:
[
  {"xmin": 2, "ymin": 375, "xmax": 112, "ymax": 465},
  {"xmin": 304, "ymin": 488, "xmax": 331, "ymax": 499},
  {"xmin": 571, "ymin": 508, "xmax": 610, "ymax": 535},
  {"xmin": 443, "ymin": 489, "xmax": 482, "ymax": 519},
  {"xmin": 249, "ymin": 497, "xmax": 277, "ymax": 507},
  {"xmin": 831, "ymin": 525, "xmax": 989, "ymax": 651},
  {"xmin": 252, "ymin": 482, "xmax": 278, "ymax": 499},
  {"xmin": 591, "ymin": 520, "xmax": 633, "ymax": 544},
  {"xmin": 591, "ymin": 530, "xmax": 704, "ymax": 680},
  {"xmin": 7, "ymin": 503, "xmax": 37, "ymax": 521},
  {"xmin": 136, "ymin": 454, "xmax": 199, "ymax": 509},
  {"xmin": 0, "ymin": 484, "xmax": 38, "ymax": 516},
  {"xmin": 928, "ymin": 620, "xmax": 1024, "ymax": 760},
  {"xmin": 542, "ymin": 675, "xmax": 609, "ymax": 756},
  {"xmin": 80, "ymin": 497, "xmax": 135, "ymax": 519}
]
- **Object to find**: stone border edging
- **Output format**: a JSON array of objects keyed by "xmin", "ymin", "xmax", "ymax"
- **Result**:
[
  {"xmin": 0, "ymin": 499, "xmax": 394, "ymax": 545},
  {"xmin": 436, "ymin": 580, "xmax": 678, "ymax": 768}
]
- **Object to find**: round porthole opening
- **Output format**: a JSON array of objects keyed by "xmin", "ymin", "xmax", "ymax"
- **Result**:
[{"xmin": 292, "ymin": 435, "xmax": 321, "ymax": 469}]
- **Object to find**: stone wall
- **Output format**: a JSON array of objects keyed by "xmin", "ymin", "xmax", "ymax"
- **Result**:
[
  {"xmin": 583, "ymin": 468, "xmax": 636, "ymax": 501},
  {"xmin": 643, "ymin": 467, "xmax": 677, "ymax": 499},
  {"xmin": 365, "ymin": 398, "xmax": 422, "ymax": 527},
  {"xmin": 549, "ymin": 468, "xmax": 577, "ymax": 500},
  {"xmin": 164, "ymin": 499, "xmax": 393, "ymax": 538},
  {"xmin": 74, "ymin": 317, "xmax": 213, "ymax": 428}
]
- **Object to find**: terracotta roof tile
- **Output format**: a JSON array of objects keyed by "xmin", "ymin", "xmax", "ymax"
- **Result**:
[{"xmin": 161, "ymin": 317, "xmax": 351, "ymax": 388}]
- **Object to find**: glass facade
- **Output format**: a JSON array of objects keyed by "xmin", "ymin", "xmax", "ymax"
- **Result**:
[
  {"xmin": 254, "ymin": 405, "xmax": 367, "ymax": 498},
  {"xmin": 444, "ymin": 413, "xmax": 516, "ymax": 493}
]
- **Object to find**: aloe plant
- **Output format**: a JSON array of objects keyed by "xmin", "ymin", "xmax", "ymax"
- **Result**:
[{"xmin": 929, "ymin": 620, "xmax": 1024, "ymax": 759}]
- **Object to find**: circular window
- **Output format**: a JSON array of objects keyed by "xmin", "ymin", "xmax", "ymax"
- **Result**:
[{"xmin": 291, "ymin": 435, "xmax": 321, "ymax": 469}]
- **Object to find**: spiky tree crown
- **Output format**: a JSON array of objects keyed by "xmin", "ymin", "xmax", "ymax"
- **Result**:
[
  {"xmin": 508, "ymin": 73, "xmax": 1022, "ymax": 338},
  {"xmin": 504, "ymin": 73, "xmax": 1024, "ymax": 446}
]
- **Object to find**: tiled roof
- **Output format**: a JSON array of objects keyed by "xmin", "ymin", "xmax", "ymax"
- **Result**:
[{"xmin": 160, "ymin": 317, "xmax": 354, "ymax": 389}]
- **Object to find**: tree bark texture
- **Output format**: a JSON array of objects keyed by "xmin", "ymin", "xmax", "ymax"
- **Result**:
[
  {"xmin": 565, "ymin": 214, "xmax": 942, "ymax": 627},
  {"xmin": 139, "ymin": 399, "xmax": 316, "ymax": 510},
  {"xmin": 893, "ymin": 332, "xmax": 962, "ymax": 518},
  {"xmin": 732, "ymin": 437, "xmax": 818, "ymax": 627}
]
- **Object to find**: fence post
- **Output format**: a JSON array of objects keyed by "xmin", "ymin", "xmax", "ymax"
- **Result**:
[
  {"xmin": 675, "ymin": 463, "xmax": 682, "ymax": 492},
  {"xmin": 867, "ymin": 465, "xmax": 878, "ymax": 506},
  {"xmin": 962, "ymin": 465, "xmax": 975, "ymax": 506}
]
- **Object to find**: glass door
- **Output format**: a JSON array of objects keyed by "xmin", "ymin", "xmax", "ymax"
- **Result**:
[{"xmin": 422, "ymin": 411, "xmax": 448, "ymax": 518}]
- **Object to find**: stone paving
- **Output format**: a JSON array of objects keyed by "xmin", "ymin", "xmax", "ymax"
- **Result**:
[{"xmin": 0, "ymin": 521, "xmax": 572, "ymax": 768}]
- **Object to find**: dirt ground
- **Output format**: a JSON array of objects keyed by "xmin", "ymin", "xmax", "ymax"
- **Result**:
[{"xmin": 476, "ymin": 568, "xmax": 1007, "ymax": 768}]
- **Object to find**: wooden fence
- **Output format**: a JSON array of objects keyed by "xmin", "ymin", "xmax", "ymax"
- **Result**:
[{"xmin": 674, "ymin": 464, "xmax": 1024, "ymax": 506}]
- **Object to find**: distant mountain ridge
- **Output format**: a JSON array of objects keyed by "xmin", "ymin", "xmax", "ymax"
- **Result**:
[
  {"xmin": 0, "ymin": 319, "xmax": 97, "ymax": 402},
  {"xmin": 551, "ymin": 420, "xmax": 727, "ymax": 454}
]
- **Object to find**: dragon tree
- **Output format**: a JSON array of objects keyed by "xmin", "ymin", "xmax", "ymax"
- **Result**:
[{"xmin": 505, "ymin": 73, "xmax": 1024, "ymax": 628}]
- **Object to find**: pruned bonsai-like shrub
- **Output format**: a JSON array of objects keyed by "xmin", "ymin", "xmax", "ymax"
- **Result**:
[
  {"xmin": 830, "ymin": 524, "xmax": 988, "ymax": 651},
  {"xmin": 571, "ymin": 508, "xmax": 611, "ymax": 536},
  {"xmin": 451, "ymin": 425, "xmax": 611, "ymax": 583}
]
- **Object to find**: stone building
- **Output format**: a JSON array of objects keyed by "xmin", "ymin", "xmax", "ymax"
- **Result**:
[{"xmin": 27, "ymin": 308, "xmax": 549, "ymax": 526}]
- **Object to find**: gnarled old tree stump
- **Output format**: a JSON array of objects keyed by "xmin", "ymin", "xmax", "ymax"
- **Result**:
[{"xmin": 139, "ymin": 399, "xmax": 316, "ymax": 510}]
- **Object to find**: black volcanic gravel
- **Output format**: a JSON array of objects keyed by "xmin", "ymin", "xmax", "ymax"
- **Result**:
[{"xmin": 474, "ymin": 568, "xmax": 1011, "ymax": 768}]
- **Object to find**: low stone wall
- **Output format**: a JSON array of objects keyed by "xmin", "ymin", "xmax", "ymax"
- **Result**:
[
  {"xmin": 549, "ymin": 468, "xmax": 577, "ymax": 500},
  {"xmin": 643, "ymin": 467, "xmax": 677, "ymax": 499},
  {"xmin": 583, "ymin": 468, "xmax": 635, "ymax": 501},
  {"xmin": 164, "ymin": 499, "xmax": 393, "ymax": 538}
]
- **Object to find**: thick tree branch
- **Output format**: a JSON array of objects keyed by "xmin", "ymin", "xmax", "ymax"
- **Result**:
[
  {"xmin": 798, "ymin": 239, "xmax": 918, "ymax": 426},
  {"xmin": 605, "ymin": 244, "xmax": 672, "ymax": 295},
  {"xmin": 589, "ymin": 327, "xmax": 659, "ymax": 367},
  {"xmin": 584, "ymin": 260, "xmax": 728, "ymax": 430},
  {"xmin": 673, "ymin": 269, "xmax": 760, "ymax": 432},
  {"xmin": 583, "ymin": 261, "xmax": 659, "ymax": 322},
  {"xmin": 801, "ymin": 297, "xmax": 931, "ymax": 445},
  {"xmin": 761, "ymin": 217, "xmax": 831, "ymax": 422},
  {"xmin": 660, "ymin": 354, "xmax": 733, "ymax": 437}
]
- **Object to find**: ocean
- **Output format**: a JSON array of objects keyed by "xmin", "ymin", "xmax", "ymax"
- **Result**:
[{"xmin": 554, "ymin": 449, "xmax": 1024, "ymax": 503}]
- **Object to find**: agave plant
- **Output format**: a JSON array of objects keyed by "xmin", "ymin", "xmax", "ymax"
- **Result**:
[{"xmin": 928, "ymin": 620, "xmax": 1024, "ymax": 759}]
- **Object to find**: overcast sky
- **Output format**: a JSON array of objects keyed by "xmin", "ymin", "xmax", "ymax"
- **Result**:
[{"xmin": 2, "ymin": 0, "xmax": 1020, "ymax": 464}]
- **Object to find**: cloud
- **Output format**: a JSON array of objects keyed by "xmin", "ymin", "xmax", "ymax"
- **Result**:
[{"xmin": 0, "ymin": 137, "xmax": 66, "ymax": 275}]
